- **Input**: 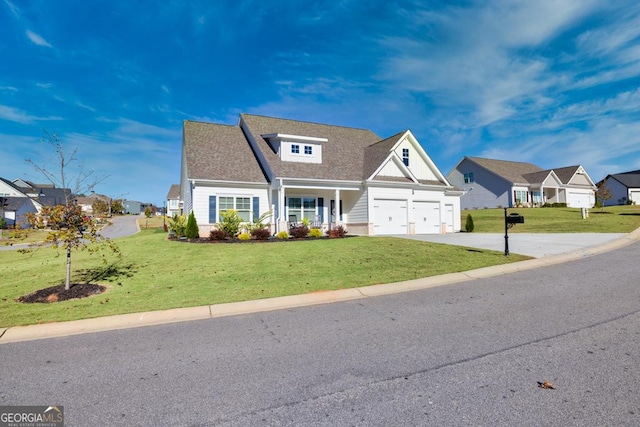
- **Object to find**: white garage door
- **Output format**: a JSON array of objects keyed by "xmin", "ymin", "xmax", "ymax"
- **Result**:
[
  {"xmin": 568, "ymin": 192, "xmax": 593, "ymax": 208},
  {"xmin": 414, "ymin": 201, "xmax": 440, "ymax": 234},
  {"xmin": 630, "ymin": 191, "xmax": 640, "ymax": 205},
  {"xmin": 373, "ymin": 199, "xmax": 407, "ymax": 235}
]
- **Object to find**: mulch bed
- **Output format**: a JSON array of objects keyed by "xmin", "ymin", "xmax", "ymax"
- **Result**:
[{"xmin": 18, "ymin": 283, "xmax": 106, "ymax": 303}]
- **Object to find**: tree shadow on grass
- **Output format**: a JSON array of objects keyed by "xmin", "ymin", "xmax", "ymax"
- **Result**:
[
  {"xmin": 619, "ymin": 213, "xmax": 640, "ymax": 216},
  {"xmin": 74, "ymin": 262, "xmax": 139, "ymax": 285}
]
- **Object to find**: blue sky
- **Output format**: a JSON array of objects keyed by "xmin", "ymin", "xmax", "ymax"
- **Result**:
[{"xmin": 2, "ymin": 1, "xmax": 640, "ymax": 205}]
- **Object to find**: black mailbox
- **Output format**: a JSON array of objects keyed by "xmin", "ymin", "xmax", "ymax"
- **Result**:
[{"xmin": 506, "ymin": 213, "xmax": 525, "ymax": 224}]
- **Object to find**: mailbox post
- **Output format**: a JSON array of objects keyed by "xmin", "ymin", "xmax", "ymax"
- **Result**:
[{"xmin": 504, "ymin": 208, "xmax": 524, "ymax": 256}]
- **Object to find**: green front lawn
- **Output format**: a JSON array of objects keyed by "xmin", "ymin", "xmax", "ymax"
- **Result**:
[
  {"xmin": 0, "ymin": 229, "xmax": 529, "ymax": 327},
  {"xmin": 461, "ymin": 205, "xmax": 640, "ymax": 233}
]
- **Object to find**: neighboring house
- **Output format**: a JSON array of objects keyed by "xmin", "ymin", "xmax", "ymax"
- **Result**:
[
  {"xmin": 166, "ymin": 184, "xmax": 181, "ymax": 217},
  {"xmin": 123, "ymin": 200, "xmax": 142, "ymax": 215},
  {"xmin": 0, "ymin": 178, "xmax": 41, "ymax": 227},
  {"xmin": 447, "ymin": 157, "xmax": 596, "ymax": 210},
  {"xmin": 1, "ymin": 197, "xmax": 38, "ymax": 228},
  {"xmin": 598, "ymin": 170, "xmax": 640, "ymax": 206},
  {"xmin": 180, "ymin": 114, "xmax": 463, "ymax": 236},
  {"xmin": 76, "ymin": 191, "xmax": 111, "ymax": 214}
]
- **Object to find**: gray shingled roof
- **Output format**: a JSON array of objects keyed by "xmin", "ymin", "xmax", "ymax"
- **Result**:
[
  {"xmin": 466, "ymin": 157, "xmax": 543, "ymax": 184},
  {"xmin": 610, "ymin": 170, "xmax": 640, "ymax": 188},
  {"xmin": 240, "ymin": 114, "xmax": 383, "ymax": 181},
  {"xmin": 166, "ymin": 184, "xmax": 180, "ymax": 199},
  {"xmin": 183, "ymin": 120, "xmax": 267, "ymax": 183},
  {"xmin": 550, "ymin": 166, "xmax": 580, "ymax": 184},
  {"xmin": 363, "ymin": 131, "xmax": 405, "ymax": 179},
  {"xmin": 522, "ymin": 170, "xmax": 554, "ymax": 184}
]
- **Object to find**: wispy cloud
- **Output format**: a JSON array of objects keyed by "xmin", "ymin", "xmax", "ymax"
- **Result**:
[
  {"xmin": 25, "ymin": 30, "xmax": 52, "ymax": 47},
  {"xmin": 3, "ymin": 0, "xmax": 19, "ymax": 18}
]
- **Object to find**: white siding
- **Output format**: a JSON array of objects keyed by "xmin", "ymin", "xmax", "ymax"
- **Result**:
[
  {"xmin": 395, "ymin": 139, "xmax": 439, "ymax": 181},
  {"xmin": 378, "ymin": 160, "xmax": 405, "ymax": 177},
  {"xmin": 280, "ymin": 141, "xmax": 322, "ymax": 164},
  {"xmin": 192, "ymin": 185, "xmax": 269, "ymax": 225},
  {"xmin": 348, "ymin": 189, "xmax": 368, "ymax": 223}
]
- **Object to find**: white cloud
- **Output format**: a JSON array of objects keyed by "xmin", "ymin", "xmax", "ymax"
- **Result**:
[{"xmin": 25, "ymin": 30, "xmax": 52, "ymax": 47}]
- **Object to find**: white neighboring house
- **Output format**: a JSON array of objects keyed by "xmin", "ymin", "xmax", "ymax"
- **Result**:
[
  {"xmin": 166, "ymin": 184, "xmax": 181, "ymax": 217},
  {"xmin": 598, "ymin": 170, "xmax": 640, "ymax": 206},
  {"xmin": 447, "ymin": 157, "xmax": 596, "ymax": 210},
  {"xmin": 180, "ymin": 114, "xmax": 463, "ymax": 237},
  {"xmin": 1, "ymin": 178, "xmax": 71, "ymax": 227}
]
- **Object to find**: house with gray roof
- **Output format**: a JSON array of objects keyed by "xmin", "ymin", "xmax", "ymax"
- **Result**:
[
  {"xmin": 166, "ymin": 184, "xmax": 181, "ymax": 217},
  {"xmin": 180, "ymin": 114, "xmax": 463, "ymax": 236},
  {"xmin": 598, "ymin": 170, "xmax": 640, "ymax": 206},
  {"xmin": 447, "ymin": 157, "xmax": 596, "ymax": 210}
]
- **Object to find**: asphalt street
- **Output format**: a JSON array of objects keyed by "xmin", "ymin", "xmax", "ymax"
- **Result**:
[{"xmin": 1, "ymin": 239, "xmax": 639, "ymax": 425}]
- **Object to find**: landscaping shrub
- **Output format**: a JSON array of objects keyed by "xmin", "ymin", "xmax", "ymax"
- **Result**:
[
  {"xmin": 209, "ymin": 228, "xmax": 229, "ymax": 241},
  {"xmin": 542, "ymin": 202, "xmax": 567, "ymax": 208},
  {"xmin": 168, "ymin": 214, "xmax": 186, "ymax": 237},
  {"xmin": 217, "ymin": 210, "xmax": 242, "ymax": 236},
  {"xmin": 465, "ymin": 214, "xmax": 474, "ymax": 232},
  {"xmin": 238, "ymin": 232, "xmax": 251, "ymax": 241},
  {"xmin": 251, "ymin": 227, "xmax": 271, "ymax": 240},
  {"xmin": 327, "ymin": 225, "xmax": 347, "ymax": 238},
  {"xmin": 290, "ymin": 225, "xmax": 309, "ymax": 238},
  {"xmin": 276, "ymin": 231, "xmax": 289, "ymax": 240},
  {"xmin": 185, "ymin": 211, "xmax": 199, "ymax": 239},
  {"xmin": 309, "ymin": 228, "xmax": 323, "ymax": 238}
]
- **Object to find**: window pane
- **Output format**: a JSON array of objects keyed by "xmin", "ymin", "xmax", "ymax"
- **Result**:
[
  {"xmin": 291, "ymin": 144, "xmax": 299, "ymax": 154},
  {"xmin": 219, "ymin": 197, "xmax": 233, "ymax": 211},
  {"xmin": 304, "ymin": 145, "xmax": 312, "ymax": 155},
  {"xmin": 288, "ymin": 198, "xmax": 302, "ymax": 209},
  {"xmin": 236, "ymin": 197, "xmax": 250, "ymax": 211}
]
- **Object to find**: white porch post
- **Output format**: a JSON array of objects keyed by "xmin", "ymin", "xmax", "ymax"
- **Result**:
[
  {"xmin": 334, "ymin": 189, "xmax": 340, "ymax": 227},
  {"xmin": 278, "ymin": 184, "xmax": 286, "ymax": 233},
  {"xmin": 555, "ymin": 187, "xmax": 558, "ymax": 203}
]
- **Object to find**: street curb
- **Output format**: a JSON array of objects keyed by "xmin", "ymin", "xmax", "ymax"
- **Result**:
[{"xmin": 2, "ymin": 228, "xmax": 639, "ymax": 344}]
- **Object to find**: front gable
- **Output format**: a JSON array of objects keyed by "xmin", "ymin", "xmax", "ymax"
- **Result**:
[
  {"xmin": 564, "ymin": 166, "xmax": 595, "ymax": 187},
  {"xmin": 540, "ymin": 171, "xmax": 562, "ymax": 187},
  {"xmin": 368, "ymin": 131, "xmax": 450, "ymax": 186}
]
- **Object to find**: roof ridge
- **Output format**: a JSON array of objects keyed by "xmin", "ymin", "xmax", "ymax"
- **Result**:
[{"xmin": 240, "ymin": 113, "xmax": 375, "ymax": 133}]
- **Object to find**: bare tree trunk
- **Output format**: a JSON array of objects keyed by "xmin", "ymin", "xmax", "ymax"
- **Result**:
[{"xmin": 66, "ymin": 246, "xmax": 71, "ymax": 290}]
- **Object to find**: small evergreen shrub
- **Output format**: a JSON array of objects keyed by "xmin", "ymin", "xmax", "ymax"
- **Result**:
[
  {"xmin": 209, "ymin": 228, "xmax": 229, "ymax": 241},
  {"xmin": 238, "ymin": 232, "xmax": 251, "ymax": 241},
  {"xmin": 251, "ymin": 227, "xmax": 271, "ymax": 240},
  {"xmin": 465, "ymin": 214, "xmax": 474, "ymax": 232},
  {"xmin": 309, "ymin": 228, "xmax": 323, "ymax": 238},
  {"xmin": 276, "ymin": 230, "xmax": 289, "ymax": 240},
  {"xmin": 290, "ymin": 225, "xmax": 309, "ymax": 238},
  {"xmin": 185, "ymin": 211, "xmax": 200, "ymax": 239}
]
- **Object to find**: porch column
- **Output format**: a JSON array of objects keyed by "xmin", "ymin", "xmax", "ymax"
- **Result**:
[
  {"xmin": 555, "ymin": 187, "xmax": 558, "ymax": 203},
  {"xmin": 334, "ymin": 189, "xmax": 340, "ymax": 226},
  {"xmin": 278, "ymin": 184, "xmax": 286, "ymax": 233}
]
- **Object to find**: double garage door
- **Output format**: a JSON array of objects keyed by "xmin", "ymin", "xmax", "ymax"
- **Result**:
[
  {"xmin": 568, "ymin": 192, "xmax": 594, "ymax": 208},
  {"xmin": 373, "ymin": 199, "xmax": 451, "ymax": 235}
]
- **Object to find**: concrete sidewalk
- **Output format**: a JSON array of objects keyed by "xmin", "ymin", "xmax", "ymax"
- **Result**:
[{"xmin": 2, "ymin": 229, "xmax": 639, "ymax": 344}]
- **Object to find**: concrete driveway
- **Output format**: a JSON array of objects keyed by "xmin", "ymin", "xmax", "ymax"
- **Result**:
[{"xmin": 393, "ymin": 232, "xmax": 628, "ymax": 258}]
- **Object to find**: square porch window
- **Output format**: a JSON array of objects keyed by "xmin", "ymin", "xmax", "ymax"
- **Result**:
[
  {"xmin": 287, "ymin": 197, "xmax": 316, "ymax": 222},
  {"xmin": 291, "ymin": 144, "xmax": 300, "ymax": 154},
  {"xmin": 304, "ymin": 145, "xmax": 313, "ymax": 155}
]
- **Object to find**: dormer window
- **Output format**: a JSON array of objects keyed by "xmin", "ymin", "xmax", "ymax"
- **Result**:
[
  {"xmin": 402, "ymin": 148, "xmax": 409, "ymax": 166},
  {"xmin": 262, "ymin": 133, "xmax": 327, "ymax": 164}
]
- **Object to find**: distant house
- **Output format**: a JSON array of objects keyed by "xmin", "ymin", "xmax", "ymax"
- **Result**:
[
  {"xmin": 123, "ymin": 200, "xmax": 142, "ymax": 215},
  {"xmin": 447, "ymin": 157, "xmax": 596, "ymax": 210},
  {"xmin": 598, "ymin": 170, "xmax": 640, "ymax": 206},
  {"xmin": 76, "ymin": 191, "xmax": 111, "ymax": 215},
  {"xmin": 180, "ymin": 114, "xmax": 463, "ymax": 236},
  {"xmin": 166, "ymin": 184, "xmax": 181, "ymax": 217}
]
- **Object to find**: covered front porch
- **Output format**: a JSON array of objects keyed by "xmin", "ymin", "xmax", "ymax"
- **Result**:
[{"xmin": 271, "ymin": 179, "xmax": 364, "ymax": 234}]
